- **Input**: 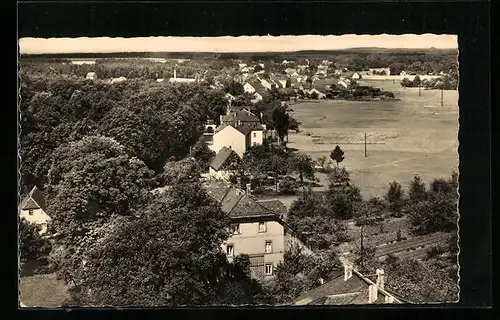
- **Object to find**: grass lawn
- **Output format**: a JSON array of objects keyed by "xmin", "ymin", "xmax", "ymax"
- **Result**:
[{"xmin": 19, "ymin": 273, "xmax": 70, "ymax": 307}]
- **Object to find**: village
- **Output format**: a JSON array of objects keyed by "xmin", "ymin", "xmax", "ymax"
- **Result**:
[{"xmin": 19, "ymin": 47, "xmax": 459, "ymax": 307}]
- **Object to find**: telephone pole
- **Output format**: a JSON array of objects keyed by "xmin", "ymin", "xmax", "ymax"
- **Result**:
[
  {"xmin": 364, "ymin": 133, "xmax": 367, "ymax": 157},
  {"xmin": 360, "ymin": 225, "xmax": 364, "ymax": 269},
  {"xmin": 418, "ymin": 84, "xmax": 421, "ymax": 97},
  {"xmin": 441, "ymin": 88, "xmax": 444, "ymax": 106}
]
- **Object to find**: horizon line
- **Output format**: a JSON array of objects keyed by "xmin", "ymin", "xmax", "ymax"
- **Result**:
[{"xmin": 19, "ymin": 35, "xmax": 458, "ymax": 54}]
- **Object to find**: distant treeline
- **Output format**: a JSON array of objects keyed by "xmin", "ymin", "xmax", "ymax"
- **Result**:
[{"xmin": 20, "ymin": 47, "xmax": 457, "ymax": 62}]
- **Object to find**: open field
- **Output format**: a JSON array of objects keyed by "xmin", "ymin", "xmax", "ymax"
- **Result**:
[
  {"xmin": 20, "ymin": 273, "xmax": 70, "ymax": 307},
  {"xmin": 287, "ymin": 79, "xmax": 458, "ymax": 199}
]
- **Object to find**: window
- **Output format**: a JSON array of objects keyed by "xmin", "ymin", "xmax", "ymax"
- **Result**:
[
  {"xmin": 28, "ymin": 209, "xmax": 33, "ymax": 215},
  {"xmin": 226, "ymin": 245, "xmax": 234, "ymax": 257},
  {"xmin": 233, "ymin": 224, "xmax": 240, "ymax": 235},
  {"xmin": 265, "ymin": 263, "xmax": 273, "ymax": 275},
  {"xmin": 258, "ymin": 222, "xmax": 267, "ymax": 233},
  {"xmin": 253, "ymin": 142, "xmax": 257, "ymax": 146},
  {"xmin": 253, "ymin": 132, "xmax": 257, "ymax": 138},
  {"xmin": 265, "ymin": 241, "xmax": 272, "ymax": 253}
]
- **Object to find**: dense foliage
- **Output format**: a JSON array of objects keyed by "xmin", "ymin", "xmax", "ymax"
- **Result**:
[{"xmin": 19, "ymin": 218, "xmax": 51, "ymax": 261}]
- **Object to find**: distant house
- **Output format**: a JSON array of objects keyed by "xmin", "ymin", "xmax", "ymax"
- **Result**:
[
  {"xmin": 86, "ymin": 72, "xmax": 97, "ymax": 80},
  {"xmin": 244, "ymin": 80, "xmax": 266, "ymax": 94},
  {"xmin": 281, "ymin": 60, "xmax": 292, "ymax": 65},
  {"xmin": 334, "ymin": 69, "xmax": 343, "ymax": 76},
  {"xmin": 169, "ymin": 69, "xmax": 197, "ymax": 84},
  {"xmin": 251, "ymin": 92, "xmax": 263, "ymax": 104},
  {"xmin": 259, "ymin": 79, "xmax": 273, "ymax": 91},
  {"xmin": 19, "ymin": 186, "xmax": 50, "ymax": 234},
  {"xmin": 311, "ymin": 74, "xmax": 321, "ymax": 82},
  {"xmin": 308, "ymin": 88, "xmax": 327, "ymax": 99},
  {"xmin": 213, "ymin": 122, "xmax": 264, "ymax": 158},
  {"xmin": 204, "ymin": 181, "xmax": 291, "ymax": 279},
  {"xmin": 239, "ymin": 63, "xmax": 247, "ymax": 69},
  {"xmin": 338, "ymin": 80, "xmax": 350, "ymax": 89},
  {"xmin": 225, "ymin": 92, "xmax": 236, "ymax": 104},
  {"xmin": 297, "ymin": 65, "xmax": 308, "ymax": 73},
  {"xmin": 293, "ymin": 265, "xmax": 403, "ymax": 305},
  {"xmin": 285, "ymin": 68, "xmax": 298, "ymax": 76},
  {"xmin": 400, "ymin": 71, "xmax": 407, "ymax": 76},
  {"xmin": 352, "ymin": 73, "xmax": 361, "ymax": 80},
  {"xmin": 369, "ymin": 68, "xmax": 391, "ymax": 76},
  {"xmin": 156, "ymin": 78, "xmax": 165, "ymax": 83},
  {"xmin": 278, "ymin": 79, "xmax": 288, "ymax": 88},
  {"xmin": 209, "ymin": 147, "xmax": 244, "ymax": 181},
  {"xmin": 111, "ymin": 76, "xmax": 127, "ymax": 84},
  {"xmin": 241, "ymin": 67, "xmax": 250, "ymax": 73}
]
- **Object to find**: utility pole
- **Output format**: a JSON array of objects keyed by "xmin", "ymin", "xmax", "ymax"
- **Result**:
[
  {"xmin": 441, "ymin": 88, "xmax": 444, "ymax": 106},
  {"xmin": 364, "ymin": 133, "xmax": 367, "ymax": 157},
  {"xmin": 418, "ymin": 84, "xmax": 421, "ymax": 97},
  {"xmin": 360, "ymin": 225, "xmax": 364, "ymax": 270}
]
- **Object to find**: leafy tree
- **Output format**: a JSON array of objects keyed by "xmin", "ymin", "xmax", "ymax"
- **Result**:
[
  {"xmin": 65, "ymin": 182, "xmax": 236, "ymax": 307},
  {"xmin": 327, "ymin": 166, "xmax": 350, "ymax": 187},
  {"xmin": 413, "ymin": 75, "xmax": 422, "ymax": 87},
  {"xmin": 288, "ymin": 152, "xmax": 315, "ymax": 190},
  {"xmin": 19, "ymin": 218, "xmax": 51, "ymax": 261},
  {"xmin": 323, "ymin": 184, "xmax": 363, "ymax": 220},
  {"xmin": 46, "ymin": 135, "xmax": 156, "ymax": 246},
  {"xmin": 408, "ymin": 174, "xmax": 428, "ymax": 203},
  {"xmin": 408, "ymin": 193, "xmax": 458, "ymax": 235},
  {"xmin": 385, "ymin": 181, "xmax": 405, "ymax": 215},
  {"xmin": 161, "ymin": 158, "xmax": 201, "ymax": 186},
  {"xmin": 191, "ymin": 138, "xmax": 216, "ymax": 171},
  {"xmin": 278, "ymin": 177, "xmax": 299, "ymax": 195},
  {"xmin": 330, "ymin": 145, "xmax": 345, "ymax": 167},
  {"xmin": 315, "ymin": 156, "xmax": 327, "ymax": 171},
  {"xmin": 272, "ymin": 105, "xmax": 290, "ymax": 143},
  {"xmin": 400, "ymin": 78, "xmax": 412, "ymax": 87}
]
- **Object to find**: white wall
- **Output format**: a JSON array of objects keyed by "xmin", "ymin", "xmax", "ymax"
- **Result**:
[
  {"xmin": 222, "ymin": 220, "xmax": 285, "ymax": 276},
  {"xmin": 213, "ymin": 126, "xmax": 247, "ymax": 158},
  {"xmin": 20, "ymin": 208, "xmax": 50, "ymax": 234},
  {"xmin": 250, "ymin": 130, "xmax": 263, "ymax": 147},
  {"xmin": 244, "ymin": 83, "xmax": 256, "ymax": 94},
  {"xmin": 209, "ymin": 167, "xmax": 233, "ymax": 181}
]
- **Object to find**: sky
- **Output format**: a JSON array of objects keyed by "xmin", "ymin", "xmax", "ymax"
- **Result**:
[{"xmin": 19, "ymin": 34, "xmax": 457, "ymax": 54}]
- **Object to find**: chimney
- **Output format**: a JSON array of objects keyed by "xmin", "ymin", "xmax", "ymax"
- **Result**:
[
  {"xmin": 344, "ymin": 264, "xmax": 353, "ymax": 281},
  {"xmin": 174, "ymin": 69, "xmax": 177, "ymax": 79},
  {"xmin": 246, "ymin": 183, "xmax": 251, "ymax": 193},
  {"xmin": 376, "ymin": 269, "xmax": 385, "ymax": 289},
  {"xmin": 220, "ymin": 115, "xmax": 223, "ymax": 124},
  {"xmin": 368, "ymin": 284, "xmax": 378, "ymax": 303}
]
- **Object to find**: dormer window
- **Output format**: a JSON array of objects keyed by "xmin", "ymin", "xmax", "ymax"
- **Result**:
[
  {"xmin": 258, "ymin": 222, "xmax": 267, "ymax": 233},
  {"xmin": 28, "ymin": 209, "xmax": 33, "ymax": 215}
]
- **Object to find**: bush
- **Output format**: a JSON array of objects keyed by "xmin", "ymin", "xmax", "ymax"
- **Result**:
[{"xmin": 279, "ymin": 177, "xmax": 299, "ymax": 195}]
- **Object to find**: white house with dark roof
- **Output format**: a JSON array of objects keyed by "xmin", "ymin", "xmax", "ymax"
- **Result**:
[
  {"xmin": 209, "ymin": 147, "xmax": 244, "ymax": 181},
  {"xmin": 19, "ymin": 186, "xmax": 50, "ymax": 234},
  {"xmin": 204, "ymin": 181, "xmax": 287, "ymax": 279},
  {"xmin": 212, "ymin": 123, "xmax": 264, "ymax": 158}
]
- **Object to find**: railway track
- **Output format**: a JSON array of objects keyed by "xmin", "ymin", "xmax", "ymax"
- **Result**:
[{"xmin": 375, "ymin": 232, "xmax": 449, "ymax": 258}]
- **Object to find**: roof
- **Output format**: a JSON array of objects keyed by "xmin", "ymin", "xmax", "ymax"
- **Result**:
[
  {"xmin": 210, "ymin": 147, "xmax": 242, "ymax": 171},
  {"xmin": 246, "ymin": 80, "xmax": 266, "ymax": 92},
  {"xmin": 256, "ymin": 199, "xmax": 288, "ymax": 217},
  {"xmin": 20, "ymin": 186, "xmax": 47, "ymax": 212},
  {"xmin": 235, "ymin": 123, "xmax": 264, "ymax": 136},
  {"xmin": 221, "ymin": 110, "xmax": 260, "ymax": 124},
  {"xmin": 204, "ymin": 181, "xmax": 283, "ymax": 219},
  {"xmin": 293, "ymin": 268, "xmax": 399, "ymax": 305}
]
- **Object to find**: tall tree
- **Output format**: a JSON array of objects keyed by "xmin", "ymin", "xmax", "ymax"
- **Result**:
[
  {"xmin": 330, "ymin": 145, "xmax": 345, "ymax": 168},
  {"xmin": 272, "ymin": 105, "xmax": 290, "ymax": 143}
]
